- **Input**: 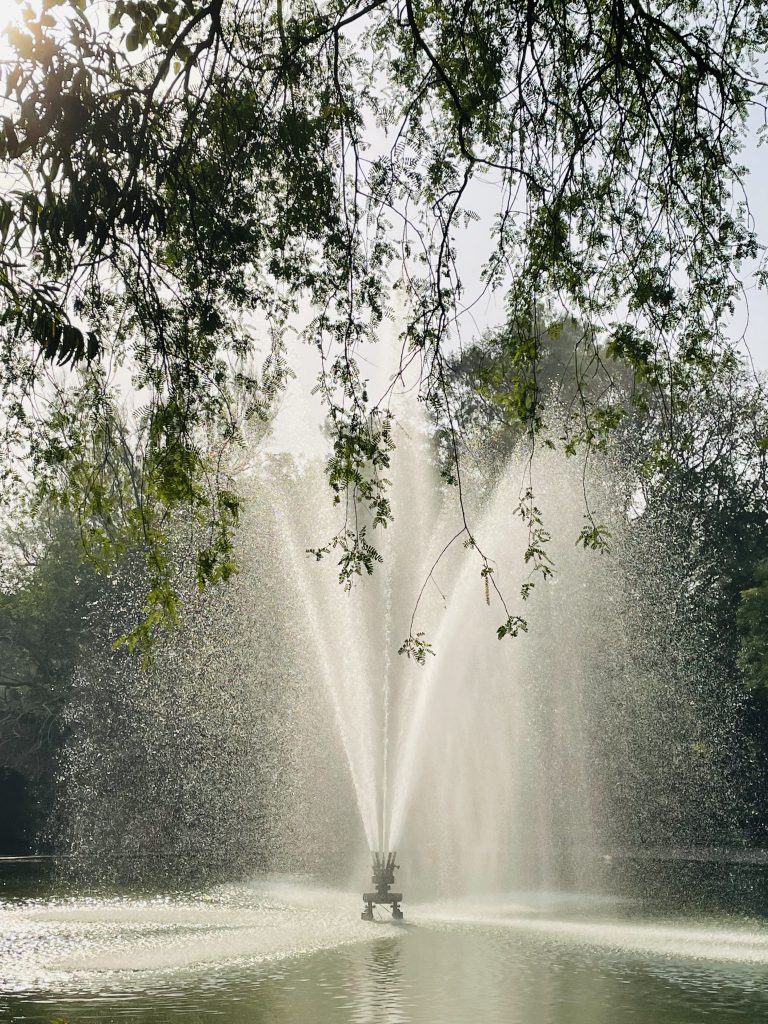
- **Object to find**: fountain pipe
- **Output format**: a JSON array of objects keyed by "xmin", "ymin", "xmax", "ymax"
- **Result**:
[{"xmin": 361, "ymin": 851, "xmax": 403, "ymax": 921}]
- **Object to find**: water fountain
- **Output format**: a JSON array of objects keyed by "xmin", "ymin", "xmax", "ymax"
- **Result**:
[
  {"xmin": 56, "ymin": 397, "xmax": 744, "ymax": 897},
  {"xmin": 2, "ymin": 394, "xmax": 763, "ymax": 1024},
  {"xmin": 242, "ymin": 401, "xmax": 743, "ymax": 902}
]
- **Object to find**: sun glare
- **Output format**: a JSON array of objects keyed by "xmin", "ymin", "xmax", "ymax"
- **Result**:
[
  {"xmin": 0, "ymin": 0, "xmax": 39, "ymax": 29},
  {"xmin": 0, "ymin": 0, "xmax": 43, "ymax": 59}
]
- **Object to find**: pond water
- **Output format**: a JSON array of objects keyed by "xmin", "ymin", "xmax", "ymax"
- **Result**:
[{"xmin": 3, "ymin": 873, "xmax": 768, "ymax": 1023}]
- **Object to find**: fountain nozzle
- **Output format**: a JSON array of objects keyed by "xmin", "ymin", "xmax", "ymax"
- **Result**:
[{"xmin": 361, "ymin": 851, "xmax": 403, "ymax": 921}]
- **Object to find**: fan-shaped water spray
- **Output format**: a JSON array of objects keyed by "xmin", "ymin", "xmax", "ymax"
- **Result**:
[
  {"xmin": 58, "ymin": 395, "xmax": 744, "ymax": 902},
  {"xmin": 231, "ymin": 397, "xmax": 742, "ymax": 899}
]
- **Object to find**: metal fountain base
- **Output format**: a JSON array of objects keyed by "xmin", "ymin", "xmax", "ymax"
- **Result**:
[
  {"xmin": 361, "ymin": 891, "xmax": 404, "ymax": 921},
  {"xmin": 362, "ymin": 851, "xmax": 403, "ymax": 921}
]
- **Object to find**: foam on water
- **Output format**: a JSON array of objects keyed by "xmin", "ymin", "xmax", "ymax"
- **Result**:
[
  {"xmin": 0, "ymin": 880, "xmax": 378, "ymax": 993},
  {"xmin": 417, "ymin": 899, "xmax": 768, "ymax": 963},
  {"xmin": 5, "ymin": 878, "xmax": 768, "ymax": 1004}
]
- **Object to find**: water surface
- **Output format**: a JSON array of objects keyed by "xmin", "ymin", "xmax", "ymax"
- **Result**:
[{"xmin": 3, "ymin": 876, "xmax": 768, "ymax": 1022}]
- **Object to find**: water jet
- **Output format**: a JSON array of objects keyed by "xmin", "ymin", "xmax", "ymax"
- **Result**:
[{"xmin": 362, "ymin": 851, "xmax": 403, "ymax": 920}]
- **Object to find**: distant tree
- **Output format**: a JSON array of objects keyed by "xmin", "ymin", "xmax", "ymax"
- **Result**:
[
  {"xmin": 444, "ymin": 309, "xmax": 631, "ymax": 457},
  {"xmin": 736, "ymin": 557, "xmax": 768, "ymax": 838},
  {"xmin": 739, "ymin": 562, "xmax": 768, "ymax": 698},
  {"xmin": 637, "ymin": 355, "xmax": 768, "ymax": 595},
  {"xmin": 630, "ymin": 355, "xmax": 768, "ymax": 826},
  {"xmin": 451, "ymin": 315, "xmax": 768, "ymax": 834},
  {"xmin": 1, "ymin": 0, "xmax": 766, "ymax": 643},
  {"xmin": 0, "ymin": 509, "xmax": 104, "ymax": 845}
]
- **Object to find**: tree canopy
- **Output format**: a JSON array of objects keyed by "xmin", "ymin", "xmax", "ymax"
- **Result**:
[{"xmin": 1, "ymin": 0, "xmax": 767, "ymax": 645}]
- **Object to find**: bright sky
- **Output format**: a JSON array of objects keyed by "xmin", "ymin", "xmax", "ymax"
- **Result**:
[
  {"xmin": 732, "ymin": 131, "xmax": 768, "ymax": 373},
  {"xmin": 0, "ymin": 0, "xmax": 32, "ymax": 37}
]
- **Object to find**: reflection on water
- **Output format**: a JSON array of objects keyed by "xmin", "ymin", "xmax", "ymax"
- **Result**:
[
  {"xmin": 350, "ymin": 938, "xmax": 406, "ymax": 1024},
  {"xmin": 3, "ymin": 879, "xmax": 768, "ymax": 1023}
]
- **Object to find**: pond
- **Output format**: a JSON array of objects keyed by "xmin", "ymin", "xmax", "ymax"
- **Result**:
[{"xmin": 3, "ymin": 867, "xmax": 768, "ymax": 1023}]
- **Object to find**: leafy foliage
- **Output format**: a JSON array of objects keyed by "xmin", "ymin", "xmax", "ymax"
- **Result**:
[
  {"xmin": 0, "ymin": 0, "xmax": 766, "ymax": 645},
  {"xmin": 398, "ymin": 631, "xmax": 435, "ymax": 664}
]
